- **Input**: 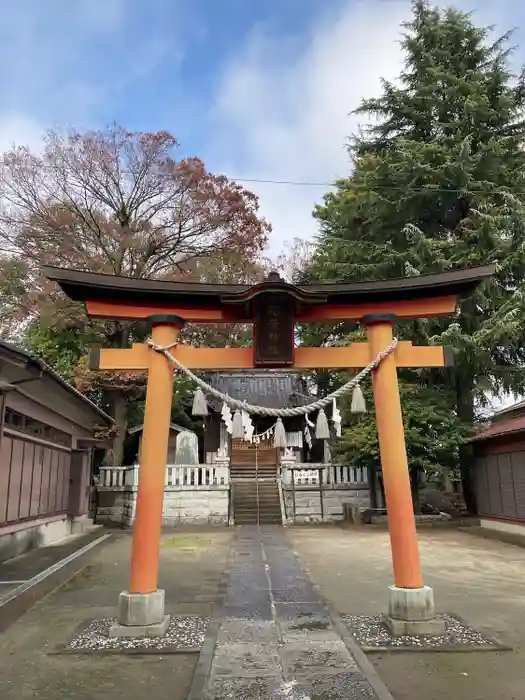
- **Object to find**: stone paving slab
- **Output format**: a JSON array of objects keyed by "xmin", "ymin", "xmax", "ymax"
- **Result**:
[
  {"xmin": 213, "ymin": 642, "xmax": 281, "ymax": 677},
  {"xmin": 280, "ymin": 639, "xmax": 361, "ymax": 677},
  {"xmin": 274, "ymin": 601, "xmax": 329, "ymax": 619},
  {"xmin": 206, "ymin": 675, "xmax": 381, "ymax": 700},
  {"xmin": 279, "ymin": 619, "xmax": 342, "ymax": 644},
  {"xmin": 224, "ymin": 587, "xmax": 271, "ymax": 605},
  {"xmin": 287, "ymin": 674, "xmax": 380, "ymax": 700},
  {"xmin": 205, "ymin": 675, "xmax": 283, "ymax": 700},
  {"xmin": 271, "ymin": 584, "xmax": 318, "ymax": 602},
  {"xmin": 190, "ymin": 525, "xmax": 393, "ymax": 700},
  {"xmin": 217, "ymin": 619, "xmax": 279, "ymax": 644},
  {"xmin": 222, "ymin": 601, "xmax": 274, "ymax": 620}
]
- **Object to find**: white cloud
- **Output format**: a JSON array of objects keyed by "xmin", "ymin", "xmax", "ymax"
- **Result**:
[
  {"xmin": 209, "ymin": 0, "xmax": 525, "ymax": 255},
  {"xmin": 0, "ymin": 0, "xmax": 523, "ymax": 257},
  {"xmin": 0, "ymin": 0, "xmax": 177, "ymax": 143},
  {"xmin": 0, "ymin": 2, "xmax": 119, "ymax": 146},
  {"xmin": 209, "ymin": 0, "xmax": 411, "ymax": 254},
  {"xmin": 0, "ymin": 114, "xmax": 44, "ymax": 153}
]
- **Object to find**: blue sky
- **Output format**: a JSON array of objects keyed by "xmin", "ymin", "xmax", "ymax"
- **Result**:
[{"xmin": 1, "ymin": 0, "xmax": 525, "ymax": 255}]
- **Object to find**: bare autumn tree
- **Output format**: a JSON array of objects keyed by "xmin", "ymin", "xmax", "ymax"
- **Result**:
[
  {"xmin": 0, "ymin": 124, "xmax": 270, "ymax": 464},
  {"xmin": 273, "ymin": 237, "xmax": 315, "ymax": 283},
  {"xmin": 179, "ymin": 252, "xmax": 267, "ymax": 348}
]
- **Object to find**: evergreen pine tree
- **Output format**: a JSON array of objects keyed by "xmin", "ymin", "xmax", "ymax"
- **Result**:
[{"xmin": 306, "ymin": 0, "xmax": 525, "ymax": 511}]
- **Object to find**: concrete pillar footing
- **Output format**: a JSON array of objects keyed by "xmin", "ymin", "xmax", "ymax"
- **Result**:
[
  {"xmin": 108, "ymin": 589, "xmax": 169, "ymax": 638},
  {"xmin": 385, "ymin": 584, "xmax": 446, "ymax": 636},
  {"xmin": 109, "ymin": 615, "xmax": 170, "ymax": 638}
]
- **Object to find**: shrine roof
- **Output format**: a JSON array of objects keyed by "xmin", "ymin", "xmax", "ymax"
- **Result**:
[
  {"xmin": 43, "ymin": 264, "xmax": 496, "ymax": 308},
  {"xmin": 205, "ymin": 371, "xmax": 309, "ymax": 411}
]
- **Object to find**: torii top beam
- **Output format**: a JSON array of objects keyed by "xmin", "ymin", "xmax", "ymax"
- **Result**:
[{"xmin": 44, "ymin": 264, "xmax": 495, "ymax": 324}]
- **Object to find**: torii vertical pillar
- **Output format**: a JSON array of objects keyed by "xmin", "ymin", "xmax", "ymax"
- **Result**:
[
  {"xmin": 110, "ymin": 315, "xmax": 184, "ymax": 638},
  {"xmin": 363, "ymin": 314, "xmax": 445, "ymax": 635}
]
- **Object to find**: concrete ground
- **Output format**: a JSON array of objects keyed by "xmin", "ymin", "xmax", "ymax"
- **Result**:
[
  {"xmin": 287, "ymin": 526, "xmax": 525, "ymax": 700},
  {"xmin": 0, "ymin": 529, "xmax": 233, "ymax": 700},
  {"xmin": 0, "ymin": 533, "xmax": 103, "ymax": 598},
  {"xmin": 1, "ymin": 526, "xmax": 524, "ymax": 700}
]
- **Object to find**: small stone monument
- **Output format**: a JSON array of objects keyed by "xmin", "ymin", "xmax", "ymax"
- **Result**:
[{"xmin": 175, "ymin": 430, "xmax": 199, "ymax": 465}]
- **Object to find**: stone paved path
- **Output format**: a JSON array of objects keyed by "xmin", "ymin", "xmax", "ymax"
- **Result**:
[{"xmin": 191, "ymin": 525, "xmax": 392, "ymax": 700}]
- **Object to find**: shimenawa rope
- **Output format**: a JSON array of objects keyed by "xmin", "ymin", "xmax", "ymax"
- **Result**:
[{"xmin": 147, "ymin": 338, "xmax": 398, "ymax": 417}]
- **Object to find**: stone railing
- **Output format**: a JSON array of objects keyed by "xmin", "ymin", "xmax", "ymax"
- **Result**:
[
  {"xmin": 96, "ymin": 462, "xmax": 368, "ymax": 526},
  {"xmin": 280, "ymin": 463, "xmax": 368, "ymax": 487},
  {"xmin": 280, "ymin": 463, "xmax": 370, "ymax": 523},
  {"xmin": 96, "ymin": 464, "xmax": 230, "ymax": 527},
  {"xmin": 98, "ymin": 464, "xmax": 230, "ymax": 489},
  {"xmin": 99, "ymin": 463, "xmax": 364, "ymax": 489},
  {"xmin": 98, "ymin": 466, "xmax": 135, "ymax": 488},
  {"xmin": 165, "ymin": 464, "xmax": 230, "ymax": 487}
]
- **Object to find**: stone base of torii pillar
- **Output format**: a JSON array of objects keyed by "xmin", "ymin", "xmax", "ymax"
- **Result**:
[
  {"xmin": 384, "ymin": 585, "xmax": 446, "ymax": 636},
  {"xmin": 109, "ymin": 590, "xmax": 169, "ymax": 638}
]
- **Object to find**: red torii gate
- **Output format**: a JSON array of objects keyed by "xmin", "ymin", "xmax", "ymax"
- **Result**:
[{"xmin": 45, "ymin": 264, "xmax": 494, "ymax": 637}]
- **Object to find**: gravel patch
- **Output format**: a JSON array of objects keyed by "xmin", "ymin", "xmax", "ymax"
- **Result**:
[
  {"xmin": 342, "ymin": 614, "xmax": 503, "ymax": 651},
  {"xmin": 65, "ymin": 615, "xmax": 209, "ymax": 652}
]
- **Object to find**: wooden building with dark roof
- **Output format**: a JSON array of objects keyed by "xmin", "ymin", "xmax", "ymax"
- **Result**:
[
  {"xmin": 0, "ymin": 339, "xmax": 112, "ymax": 562},
  {"xmin": 472, "ymin": 401, "xmax": 525, "ymax": 536},
  {"xmin": 202, "ymin": 371, "xmax": 318, "ymax": 465}
]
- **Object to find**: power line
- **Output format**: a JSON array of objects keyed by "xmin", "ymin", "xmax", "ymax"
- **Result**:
[
  {"xmin": 229, "ymin": 177, "xmax": 525, "ymax": 196},
  {"xmin": 7, "ymin": 162, "xmax": 525, "ymax": 196},
  {"xmin": 230, "ymin": 178, "xmax": 336, "ymax": 187}
]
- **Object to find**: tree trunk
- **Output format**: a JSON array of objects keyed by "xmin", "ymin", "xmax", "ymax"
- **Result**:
[
  {"xmin": 378, "ymin": 470, "xmax": 386, "ymax": 509},
  {"xmin": 368, "ymin": 466, "xmax": 378, "ymax": 509},
  {"xmin": 456, "ymin": 374, "xmax": 477, "ymax": 514},
  {"xmin": 410, "ymin": 468, "xmax": 421, "ymax": 514},
  {"xmin": 110, "ymin": 390, "xmax": 128, "ymax": 467}
]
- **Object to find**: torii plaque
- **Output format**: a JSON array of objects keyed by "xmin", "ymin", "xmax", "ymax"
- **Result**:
[{"xmin": 45, "ymin": 263, "xmax": 494, "ymax": 637}]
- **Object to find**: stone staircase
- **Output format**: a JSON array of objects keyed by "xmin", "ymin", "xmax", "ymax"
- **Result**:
[{"xmin": 230, "ymin": 444, "xmax": 282, "ymax": 525}]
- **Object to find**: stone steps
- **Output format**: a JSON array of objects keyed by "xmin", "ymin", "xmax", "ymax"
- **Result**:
[
  {"xmin": 230, "ymin": 449, "xmax": 277, "ymax": 464},
  {"xmin": 230, "ymin": 464, "xmax": 277, "ymax": 480},
  {"xmin": 232, "ymin": 480, "xmax": 282, "ymax": 525},
  {"xmin": 235, "ymin": 515, "xmax": 282, "ymax": 524},
  {"xmin": 231, "ymin": 469, "xmax": 277, "ymax": 476},
  {"xmin": 230, "ymin": 461, "xmax": 277, "ymax": 468},
  {"xmin": 230, "ymin": 445, "xmax": 281, "ymax": 524}
]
